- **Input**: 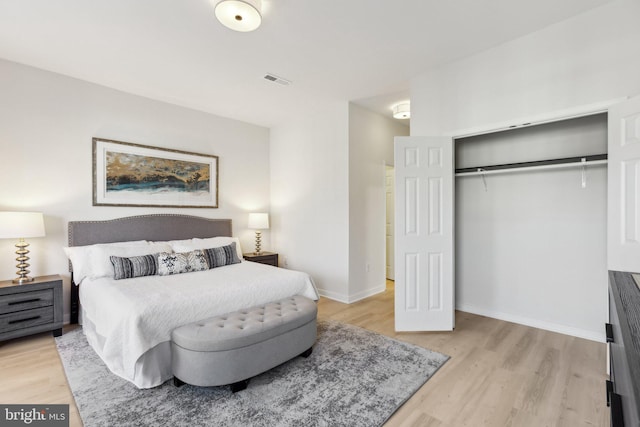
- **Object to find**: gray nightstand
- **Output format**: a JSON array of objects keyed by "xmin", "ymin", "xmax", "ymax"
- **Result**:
[
  {"xmin": 0, "ymin": 274, "xmax": 63, "ymax": 342},
  {"xmin": 243, "ymin": 252, "xmax": 278, "ymax": 267}
]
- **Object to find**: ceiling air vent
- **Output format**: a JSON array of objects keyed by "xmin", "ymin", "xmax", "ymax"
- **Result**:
[{"xmin": 263, "ymin": 73, "xmax": 291, "ymax": 86}]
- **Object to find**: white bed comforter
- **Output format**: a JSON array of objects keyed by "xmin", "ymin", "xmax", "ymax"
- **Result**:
[{"xmin": 79, "ymin": 261, "xmax": 319, "ymax": 388}]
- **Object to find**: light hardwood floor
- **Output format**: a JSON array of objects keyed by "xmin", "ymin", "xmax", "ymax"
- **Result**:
[{"xmin": 0, "ymin": 281, "xmax": 608, "ymax": 426}]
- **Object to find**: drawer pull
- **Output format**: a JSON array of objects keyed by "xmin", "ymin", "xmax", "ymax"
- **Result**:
[
  {"xmin": 605, "ymin": 323, "xmax": 614, "ymax": 343},
  {"xmin": 8, "ymin": 298, "xmax": 41, "ymax": 306},
  {"xmin": 606, "ymin": 380, "xmax": 613, "ymax": 407},
  {"xmin": 8, "ymin": 316, "xmax": 41, "ymax": 324}
]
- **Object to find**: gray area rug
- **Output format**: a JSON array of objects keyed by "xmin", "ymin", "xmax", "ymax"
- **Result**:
[{"xmin": 56, "ymin": 320, "xmax": 448, "ymax": 427}]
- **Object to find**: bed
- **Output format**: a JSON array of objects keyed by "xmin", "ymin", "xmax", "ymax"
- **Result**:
[{"xmin": 66, "ymin": 214, "xmax": 319, "ymax": 389}]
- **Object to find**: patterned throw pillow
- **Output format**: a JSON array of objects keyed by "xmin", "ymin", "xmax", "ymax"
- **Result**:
[
  {"xmin": 157, "ymin": 250, "xmax": 209, "ymax": 276},
  {"xmin": 110, "ymin": 254, "xmax": 158, "ymax": 280},
  {"xmin": 203, "ymin": 242, "xmax": 241, "ymax": 269}
]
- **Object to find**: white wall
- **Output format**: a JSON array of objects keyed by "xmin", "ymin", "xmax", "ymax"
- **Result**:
[
  {"xmin": 348, "ymin": 103, "xmax": 408, "ymax": 302},
  {"xmin": 269, "ymin": 102, "xmax": 408, "ymax": 303},
  {"xmin": 411, "ymin": 0, "xmax": 640, "ymax": 136},
  {"xmin": 269, "ymin": 101, "xmax": 350, "ymax": 301},
  {"xmin": 0, "ymin": 59, "xmax": 270, "ymax": 322},
  {"xmin": 410, "ymin": 0, "xmax": 640, "ymax": 340}
]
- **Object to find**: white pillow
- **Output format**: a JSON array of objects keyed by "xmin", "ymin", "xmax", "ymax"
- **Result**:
[
  {"xmin": 64, "ymin": 240, "xmax": 148, "ymax": 284},
  {"xmin": 90, "ymin": 242, "xmax": 173, "ymax": 279},
  {"xmin": 152, "ymin": 238, "xmax": 193, "ymax": 248},
  {"xmin": 170, "ymin": 237, "xmax": 243, "ymax": 260}
]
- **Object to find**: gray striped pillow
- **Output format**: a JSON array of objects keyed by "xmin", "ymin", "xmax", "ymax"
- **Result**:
[
  {"xmin": 110, "ymin": 254, "xmax": 158, "ymax": 280},
  {"xmin": 203, "ymin": 242, "xmax": 241, "ymax": 269}
]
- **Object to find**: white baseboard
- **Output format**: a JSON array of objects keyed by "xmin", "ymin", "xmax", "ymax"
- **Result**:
[
  {"xmin": 317, "ymin": 288, "xmax": 350, "ymax": 303},
  {"xmin": 457, "ymin": 303, "xmax": 605, "ymax": 343},
  {"xmin": 346, "ymin": 285, "xmax": 386, "ymax": 303},
  {"xmin": 317, "ymin": 284, "xmax": 386, "ymax": 304}
]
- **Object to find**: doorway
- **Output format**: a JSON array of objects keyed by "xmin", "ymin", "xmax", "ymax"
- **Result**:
[{"xmin": 393, "ymin": 111, "xmax": 608, "ymax": 334}]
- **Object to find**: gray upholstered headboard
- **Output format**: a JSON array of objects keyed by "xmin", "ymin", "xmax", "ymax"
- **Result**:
[
  {"xmin": 67, "ymin": 214, "xmax": 233, "ymax": 323},
  {"xmin": 68, "ymin": 214, "xmax": 232, "ymax": 247}
]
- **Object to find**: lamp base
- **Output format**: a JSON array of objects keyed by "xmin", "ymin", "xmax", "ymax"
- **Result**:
[
  {"xmin": 12, "ymin": 238, "xmax": 33, "ymax": 284},
  {"xmin": 254, "ymin": 230, "xmax": 262, "ymax": 254}
]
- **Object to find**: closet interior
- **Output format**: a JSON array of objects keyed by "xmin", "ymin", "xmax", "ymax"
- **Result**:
[{"xmin": 454, "ymin": 113, "xmax": 608, "ymax": 338}]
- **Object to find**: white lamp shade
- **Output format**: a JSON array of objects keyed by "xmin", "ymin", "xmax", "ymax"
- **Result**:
[
  {"xmin": 393, "ymin": 103, "xmax": 410, "ymax": 119},
  {"xmin": 215, "ymin": 0, "xmax": 262, "ymax": 32},
  {"xmin": 0, "ymin": 212, "xmax": 46, "ymax": 239},
  {"xmin": 248, "ymin": 212, "xmax": 269, "ymax": 229}
]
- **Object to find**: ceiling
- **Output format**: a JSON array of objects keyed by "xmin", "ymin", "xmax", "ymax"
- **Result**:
[{"xmin": 0, "ymin": 0, "xmax": 612, "ymax": 128}]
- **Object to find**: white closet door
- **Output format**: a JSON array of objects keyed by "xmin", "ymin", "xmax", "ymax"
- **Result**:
[
  {"xmin": 394, "ymin": 136, "xmax": 454, "ymax": 331},
  {"xmin": 608, "ymin": 95, "xmax": 640, "ymax": 272}
]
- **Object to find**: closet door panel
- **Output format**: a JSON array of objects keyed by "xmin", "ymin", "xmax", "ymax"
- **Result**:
[
  {"xmin": 622, "ymin": 160, "xmax": 640, "ymax": 243},
  {"xmin": 395, "ymin": 136, "xmax": 454, "ymax": 331},
  {"xmin": 609, "ymin": 96, "xmax": 640, "ymax": 272}
]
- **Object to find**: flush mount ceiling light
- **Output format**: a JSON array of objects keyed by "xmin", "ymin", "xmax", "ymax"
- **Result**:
[
  {"xmin": 214, "ymin": 0, "xmax": 262, "ymax": 32},
  {"xmin": 392, "ymin": 103, "xmax": 410, "ymax": 119}
]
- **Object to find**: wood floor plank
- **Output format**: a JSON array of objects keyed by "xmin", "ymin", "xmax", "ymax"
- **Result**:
[{"xmin": 0, "ymin": 281, "xmax": 608, "ymax": 426}]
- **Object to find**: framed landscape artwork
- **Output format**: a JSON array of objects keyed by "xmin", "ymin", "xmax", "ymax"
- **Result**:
[{"xmin": 93, "ymin": 138, "xmax": 219, "ymax": 208}]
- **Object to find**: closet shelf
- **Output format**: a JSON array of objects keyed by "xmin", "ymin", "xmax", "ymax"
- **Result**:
[{"xmin": 455, "ymin": 154, "xmax": 607, "ymax": 177}]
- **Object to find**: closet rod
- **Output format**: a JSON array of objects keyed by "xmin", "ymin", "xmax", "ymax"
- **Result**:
[{"xmin": 455, "ymin": 154, "xmax": 607, "ymax": 177}]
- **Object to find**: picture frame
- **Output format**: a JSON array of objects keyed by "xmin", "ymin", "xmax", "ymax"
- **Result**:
[{"xmin": 93, "ymin": 138, "xmax": 219, "ymax": 208}]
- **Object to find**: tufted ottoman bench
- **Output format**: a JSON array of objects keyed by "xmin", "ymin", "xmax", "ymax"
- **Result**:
[{"xmin": 171, "ymin": 295, "xmax": 317, "ymax": 392}]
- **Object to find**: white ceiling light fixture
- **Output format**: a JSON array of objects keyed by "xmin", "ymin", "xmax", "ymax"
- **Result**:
[
  {"xmin": 214, "ymin": 0, "xmax": 262, "ymax": 32},
  {"xmin": 392, "ymin": 102, "xmax": 410, "ymax": 119}
]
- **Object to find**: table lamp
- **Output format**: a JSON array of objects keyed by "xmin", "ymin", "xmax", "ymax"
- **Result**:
[
  {"xmin": 248, "ymin": 213, "xmax": 269, "ymax": 254},
  {"xmin": 0, "ymin": 212, "xmax": 46, "ymax": 283}
]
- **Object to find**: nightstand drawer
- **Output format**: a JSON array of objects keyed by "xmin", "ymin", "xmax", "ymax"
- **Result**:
[
  {"xmin": 0, "ymin": 289, "xmax": 53, "ymax": 315},
  {"xmin": 0, "ymin": 306, "xmax": 54, "ymax": 333}
]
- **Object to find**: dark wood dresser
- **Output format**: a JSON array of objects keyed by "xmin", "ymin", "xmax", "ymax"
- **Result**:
[
  {"xmin": 608, "ymin": 270, "xmax": 640, "ymax": 426},
  {"xmin": 0, "ymin": 274, "xmax": 63, "ymax": 341}
]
